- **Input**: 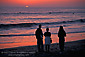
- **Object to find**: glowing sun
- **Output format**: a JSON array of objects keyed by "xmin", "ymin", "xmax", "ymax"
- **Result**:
[{"xmin": 26, "ymin": 6, "xmax": 29, "ymax": 7}]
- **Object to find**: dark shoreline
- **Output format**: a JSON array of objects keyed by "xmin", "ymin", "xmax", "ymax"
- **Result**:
[{"xmin": 0, "ymin": 39, "xmax": 85, "ymax": 57}]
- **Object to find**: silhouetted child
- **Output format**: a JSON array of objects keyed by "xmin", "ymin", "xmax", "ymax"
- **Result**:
[
  {"xmin": 58, "ymin": 26, "xmax": 66, "ymax": 52},
  {"xmin": 44, "ymin": 28, "xmax": 51, "ymax": 52}
]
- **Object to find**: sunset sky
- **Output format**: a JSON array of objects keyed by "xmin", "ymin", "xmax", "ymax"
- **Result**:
[{"xmin": 0, "ymin": 0, "xmax": 85, "ymax": 7}]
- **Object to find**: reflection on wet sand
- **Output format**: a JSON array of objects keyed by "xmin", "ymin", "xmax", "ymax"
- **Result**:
[{"xmin": 0, "ymin": 33, "xmax": 85, "ymax": 49}]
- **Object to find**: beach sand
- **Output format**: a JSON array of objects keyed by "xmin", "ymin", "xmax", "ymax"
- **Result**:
[{"xmin": 0, "ymin": 39, "xmax": 85, "ymax": 57}]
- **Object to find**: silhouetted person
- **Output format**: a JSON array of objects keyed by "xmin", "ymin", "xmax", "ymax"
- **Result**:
[
  {"xmin": 58, "ymin": 26, "xmax": 66, "ymax": 52},
  {"xmin": 35, "ymin": 24, "xmax": 43, "ymax": 52},
  {"xmin": 44, "ymin": 28, "xmax": 51, "ymax": 52},
  {"xmin": 73, "ymin": 13, "xmax": 74, "ymax": 14}
]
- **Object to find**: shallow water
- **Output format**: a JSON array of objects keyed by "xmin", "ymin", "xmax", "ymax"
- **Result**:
[{"xmin": 0, "ymin": 7, "xmax": 85, "ymax": 49}]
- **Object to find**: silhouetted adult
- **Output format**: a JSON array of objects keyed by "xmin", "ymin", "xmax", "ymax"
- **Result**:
[
  {"xmin": 44, "ymin": 28, "xmax": 51, "ymax": 52},
  {"xmin": 35, "ymin": 24, "xmax": 43, "ymax": 52},
  {"xmin": 58, "ymin": 26, "xmax": 66, "ymax": 52}
]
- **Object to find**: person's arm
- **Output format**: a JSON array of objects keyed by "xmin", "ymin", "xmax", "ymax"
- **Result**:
[
  {"xmin": 41, "ymin": 30, "xmax": 43, "ymax": 37},
  {"xmin": 35, "ymin": 29, "xmax": 38, "ymax": 39},
  {"xmin": 50, "ymin": 33, "xmax": 51, "ymax": 37},
  {"xmin": 35, "ymin": 30, "xmax": 37, "ymax": 35},
  {"xmin": 58, "ymin": 32, "xmax": 59, "ymax": 37},
  {"xmin": 64, "ymin": 31, "xmax": 66, "ymax": 37},
  {"xmin": 44, "ymin": 32, "xmax": 45, "ymax": 36}
]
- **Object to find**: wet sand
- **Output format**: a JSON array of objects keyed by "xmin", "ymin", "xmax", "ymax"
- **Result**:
[{"xmin": 0, "ymin": 39, "xmax": 85, "ymax": 57}]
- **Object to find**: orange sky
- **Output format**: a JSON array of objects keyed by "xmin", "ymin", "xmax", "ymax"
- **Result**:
[{"xmin": 0, "ymin": 0, "xmax": 85, "ymax": 7}]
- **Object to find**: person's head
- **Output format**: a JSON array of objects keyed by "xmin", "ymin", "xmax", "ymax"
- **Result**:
[
  {"xmin": 39, "ymin": 24, "xmax": 41, "ymax": 29},
  {"xmin": 59, "ymin": 26, "xmax": 64, "ymax": 31},
  {"xmin": 60, "ymin": 26, "xmax": 63, "ymax": 29},
  {"xmin": 46, "ymin": 27, "xmax": 49, "ymax": 32}
]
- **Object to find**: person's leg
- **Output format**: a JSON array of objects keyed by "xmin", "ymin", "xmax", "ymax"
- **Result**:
[
  {"xmin": 61, "ymin": 45, "xmax": 63, "ymax": 52},
  {"xmin": 59, "ymin": 42, "xmax": 63, "ymax": 52},
  {"xmin": 59, "ymin": 38, "xmax": 64, "ymax": 52},
  {"xmin": 60, "ymin": 41, "xmax": 64, "ymax": 52},
  {"xmin": 48, "ymin": 45, "xmax": 50, "ymax": 52},
  {"xmin": 59, "ymin": 39, "xmax": 61, "ymax": 51},
  {"xmin": 61, "ymin": 41, "xmax": 64, "ymax": 51},
  {"xmin": 45, "ymin": 45, "xmax": 47, "ymax": 52},
  {"xmin": 37, "ymin": 40, "xmax": 40, "ymax": 52},
  {"xmin": 47, "ymin": 45, "xmax": 48, "ymax": 52},
  {"xmin": 41, "ymin": 40, "xmax": 44, "ymax": 51}
]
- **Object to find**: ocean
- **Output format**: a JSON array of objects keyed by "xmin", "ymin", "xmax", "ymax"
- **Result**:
[{"xmin": 0, "ymin": 7, "xmax": 85, "ymax": 49}]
